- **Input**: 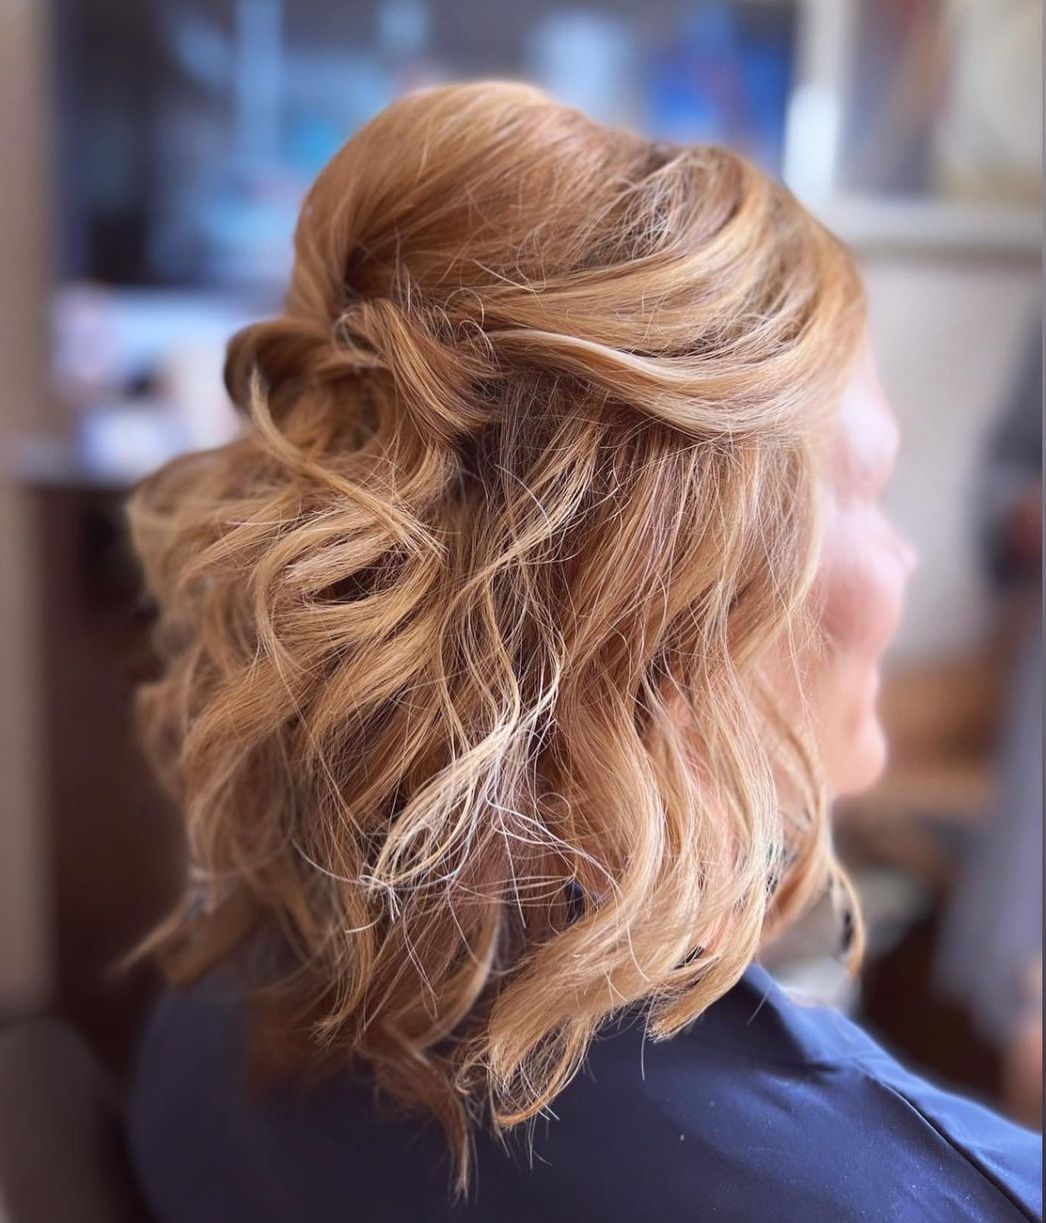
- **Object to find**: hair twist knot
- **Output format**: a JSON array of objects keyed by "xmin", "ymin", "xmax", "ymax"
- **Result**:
[{"xmin": 225, "ymin": 295, "xmax": 499, "ymax": 445}]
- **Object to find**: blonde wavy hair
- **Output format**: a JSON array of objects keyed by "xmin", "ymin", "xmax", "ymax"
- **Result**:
[{"xmin": 128, "ymin": 80, "xmax": 866, "ymax": 1187}]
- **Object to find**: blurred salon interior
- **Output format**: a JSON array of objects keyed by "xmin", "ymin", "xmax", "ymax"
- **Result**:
[{"xmin": 0, "ymin": 0, "xmax": 1041, "ymax": 1213}]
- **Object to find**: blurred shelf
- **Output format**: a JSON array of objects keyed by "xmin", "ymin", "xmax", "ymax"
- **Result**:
[
  {"xmin": 816, "ymin": 196, "xmax": 1041, "ymax": 260},
  {"xmin": 844, "ymin": 759, "xmax": 992, "ymax": 824},
  {"xmin": 9, "ymin": 409, "xmax": 218, "ymax": 492},
  {"xmin": 9, "ymin": 434, "xmax": 144, "ymax": 492}
]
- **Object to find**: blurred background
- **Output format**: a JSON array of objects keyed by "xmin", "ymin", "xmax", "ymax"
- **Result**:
[{"xmin": 0, "ymin": 0, "xmax": 1041, "ymax": 1204}]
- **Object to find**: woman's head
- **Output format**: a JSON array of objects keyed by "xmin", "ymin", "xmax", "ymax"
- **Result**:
[{"xmin": 128, "ymin": 81, "xmax": 903, "ymax": 1184}]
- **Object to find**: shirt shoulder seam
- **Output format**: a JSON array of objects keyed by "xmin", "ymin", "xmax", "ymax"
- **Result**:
[{"xmin": 849, "ymin": 1064, "xmax": 1038, "ymax": 1222}]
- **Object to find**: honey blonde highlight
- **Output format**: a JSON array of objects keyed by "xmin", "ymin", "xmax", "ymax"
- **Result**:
[{"xmin": 127, "ymin": 80, "xmax": 866, "ymax": 1189}]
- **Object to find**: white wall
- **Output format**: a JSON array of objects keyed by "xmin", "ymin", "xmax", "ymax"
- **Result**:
[{"xmin": 861, "ymin": 252, "xmax": 1040, "ymax": 662}]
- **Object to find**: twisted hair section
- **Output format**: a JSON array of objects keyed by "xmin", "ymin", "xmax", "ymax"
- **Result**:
[{"xmin": 127, "ymin": 80, "xmax": 865, "ymax": 1189}]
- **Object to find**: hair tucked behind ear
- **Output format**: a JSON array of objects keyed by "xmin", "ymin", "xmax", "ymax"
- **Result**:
[{"xmin": 127, "ymin": 80, "xmax": 866, "ymax": 1190}]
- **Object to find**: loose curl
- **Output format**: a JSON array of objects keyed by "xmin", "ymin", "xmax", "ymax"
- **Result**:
[{"xmin": 128, "ymin": 80, "xmax": 866, "ymax": 1189}]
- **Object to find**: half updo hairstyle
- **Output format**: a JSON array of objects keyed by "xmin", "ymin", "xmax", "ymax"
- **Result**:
[{"xmin": 127, "ymin": 80, "xmax": 866, "ymax": 1188}]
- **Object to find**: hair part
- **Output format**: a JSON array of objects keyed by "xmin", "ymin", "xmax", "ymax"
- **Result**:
[{"xmin": 127, "ymin": 80, "xmax": 866, "ymax": 1192}]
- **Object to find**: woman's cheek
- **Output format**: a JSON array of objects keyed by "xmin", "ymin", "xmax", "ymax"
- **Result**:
[
  {"xmin": 817, "ymin": 505, "xmax": 906, "ymax": 661},
  {"xmin": 811, "ymin": 514, "xmax": 899, "ymax": 795}
]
